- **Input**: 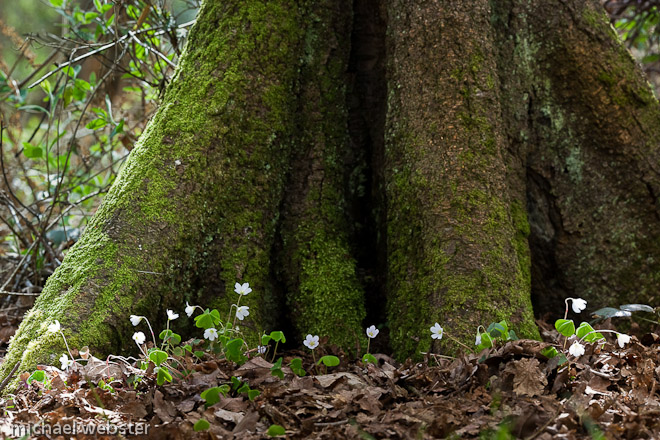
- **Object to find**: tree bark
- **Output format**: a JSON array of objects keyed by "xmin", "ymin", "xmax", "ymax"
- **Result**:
[
  {"xmin": 384, "ymin": 0, "xmax": 539, "ymax": 357},
  {"xmin": 0, "ymin": 0, "xmax": 314, "ymax": 383},
  {"xmin": 277, "ymin": 1, "xmax": 367, "ymax": 351},
  {"xmin": 498, "ymin": 0, "xmax": 660, "ymax": 314},
  {"xmin": 2, "ymin": 0, "xmax": 660, "ymax": 386}
]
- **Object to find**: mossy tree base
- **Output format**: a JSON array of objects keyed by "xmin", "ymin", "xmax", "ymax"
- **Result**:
[{"xmin": 2, "ymin": 0, "xmax": 660, "ymax": 386}]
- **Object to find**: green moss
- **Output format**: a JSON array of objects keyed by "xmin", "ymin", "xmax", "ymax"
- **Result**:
[
  {"xmin": 291, "ymin": 232, "xmax": 366, "ymax": 350},
  {"xmin": 279, "ymin": 2, "xmax": 365, "ymax": 353},
  {"xmin": 384, "ymin": 22, "xmax": 541, "ymax": 356},
  {"xmin": 470, "ymin": 50, "xmax": 485, "ymax": 75},
  {"xmin": 597, "ymin": 71, "xmax": 616, "ymax": 87},
  {"xmin": 1, "ymin": 0, "xmax": 311, "ymax": 390},
  {"xmin": 581, "ymin": 7, "xmax": 607, "ymax": 30},
  {"xmin": 486, "ymin": 73, "xmax": 495, "ymax": 90}
]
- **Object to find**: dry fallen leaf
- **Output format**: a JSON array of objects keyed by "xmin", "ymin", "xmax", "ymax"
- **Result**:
[{"xmin": 505, "ymin": 358, "xmax": 547, "ymax": 397}]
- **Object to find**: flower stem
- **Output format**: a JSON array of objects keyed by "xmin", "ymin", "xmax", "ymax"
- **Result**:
[
  {"xmin": 143, "ymin": 317, "xmax": 157, "ymax": 347},
  {"xmin": 271, "ymin": 341, "xmax": 280, "ymax": 363},
  {"xmin": 161, "ymin": 320, "xmax": 170, "ymax": 351},
  {"xmin": 58, "ymin": 330, "xmax": 75, "ymax": 363},
  {"xmin": 445, "ymin": 333, "xmax": 473, "ymax": 352},
  {"xmin": 563, "ymin": 298, "xmax": 571, "ymax": 350},
  {"xmin": 229, "ymin": 296, "xmax": 243, "ymax": 331}
]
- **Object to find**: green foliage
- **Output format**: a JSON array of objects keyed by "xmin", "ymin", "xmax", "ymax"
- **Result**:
[
  {"xmin": 0, "ymin": 0, "xmax": 195, "ymax": 286},
  {"xmin": 576, "ymin": 322, "xmax": 605, "ymax": 343},
  {"xmin": 262, "ymin": 331, "xmax": 286, "ymax": 361},
  {"xmin": 26, "ymin": 370, "xmax": 48, "ymax": 386},
  {"xmin": 225, "ymin": 338, "xmax": 246, "ymax": 363},
  {"xmin": 317, "ymin": 355, "xmax": 339, "ymax": 367},
  {"xmin": 148, "ymin": 349, "xmax": 168, "ymax": 366},
  {"xmin": 270, "ymin": 357, "xmax": 284, "ymax": 380},
  {"xmin": 200, "ymin": 385, "xmax": 230, "ymax": 407},
  {"xmin": 193, "ymin": 419, "xmax": 210, "ymax": 432},
  {"xmin": 362, "ymin": 353, "xmax": 377, "ymax": 364},
  {"xmin": 555, "ymin": 319, "xmax": 576, "ymax": 338},
  {"xmin": 261, "ymin": 331, "xmax": 286, "ymax": 345},
  {"xmin": 155, "ymin": 366, "xmax": 172, "ymax": 385},
  {"xmin": 230, "ymin": 376, "xmax": 260, "ymax": 400},
  {"xmin": 475, "ymin": 320, "xmax": 518, "ymax": 351},
  {"xmin": 289, "ymin": 358, "xmax": 306, "ymax": 376},
  {"xmin": 607, "ymin": 2, "xmax": 660, "ymax": 92},
  {"xmin": 97, "ymin": 378, "xmax": 115, "ymax": 393},
  {"xmin": 267, "ymin": 424, "xmax": 286, "ymax": 437},
  {"xmin": 195, "ymin": 309, "xmax": 222, "ymax": 329}
]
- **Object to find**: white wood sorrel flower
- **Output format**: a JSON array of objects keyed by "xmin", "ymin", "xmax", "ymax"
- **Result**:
[
  {"xmin": 430, "ymin": 323, "xmax": 443, "ymax": 340},
  {"xmin": 366, "ymin": 325, "xmax": 379, "ymax": 339},
  {"xmin": 236, "ymin": 306, "xmax": 250, "ymax": 321},
  {"xmin": 133, "ymin": 331, "xmax": 146, "ymax": 345},
  {"xmin": 304, "ymin": 334, "xmax": 319, "ymax": 350},
  {"xmin": 570, "ymin": 298, "xmax": 587, "ymax": 313},
  {"xmin": 234, "ymin": 282, "xmax": 252, "ymax": 296},
  {"xmin": 617, "ymin": 333, "xmax": 631, "ymax": 348},
  {"xmin": 568, "ymin": 341, "xmax": 585, "ymax": 357},
  {"xmin": 60, "ymin": 354, "xmax": 73, "ymax": 370},
  {"xmin": 167, "ymin": 309, "xmax": 179, "ymax": 320},
  {"xmin": 48, "ymin": 320, "xmax": 61, "ymax": 333},
  {"xmin": 130, "ymin": 315, "xmax": 143, "ymax": 326},
  {"xmin": 185, "ymin": 302, "xmax": 195, "ymax": 317},
  {"xmin": 204, "ymin": 328, "xmax": 218, "ymax": 341}
]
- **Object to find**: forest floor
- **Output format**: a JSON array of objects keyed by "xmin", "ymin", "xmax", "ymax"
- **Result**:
[{"xmin": 0, "ymin": 313, "xmax": 658, "ymax": 440}]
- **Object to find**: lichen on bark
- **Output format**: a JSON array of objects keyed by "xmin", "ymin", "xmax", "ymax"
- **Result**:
[{"xmin": 518, "ymin": 0, "xmax": 660, "ymax": 315}]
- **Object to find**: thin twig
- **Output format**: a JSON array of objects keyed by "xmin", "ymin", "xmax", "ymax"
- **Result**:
[
  {"xmin": 16, "ymin": 49, "xmax": 59, "ymax": 90},
  {"xmin": 0, "ymin": 360, "xmax": 21, "ymax": 393},
  {"xmin": 314, "ymin": 420, "xmax": 349, "ymax": 427},
  {"xmin": 0, "ymin": 289, "xmax": 40, "ymax": 297},
  {"xmin": 128, "ymin": 32, "xmax": 176, "ymax": 68},
  {"xmin": 0, "ymin": 239, "xmax": 38, "ymax": 292},
  {"xmin": 27, "ymin": 20, "xmax": 196, "ymax": 89}
]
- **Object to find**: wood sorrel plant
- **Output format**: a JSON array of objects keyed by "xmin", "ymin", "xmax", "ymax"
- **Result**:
[
  {"xmin": 362, "ymin": 325, "xmax": 379, "ymax": 364},
  {"xmin": 541, "ymin": 297, "xmax": 633, "ymax": 362},
  {"xmin": 302, "ymin": 334, "xmax": 340, "ymax": 375},
  {"xmin": 35, "ymin": 280, "xmax": 311, "ymax": 407},
  {"xmin": 427, "ymin": 322, "xmax": 506, "ymax": 356}
]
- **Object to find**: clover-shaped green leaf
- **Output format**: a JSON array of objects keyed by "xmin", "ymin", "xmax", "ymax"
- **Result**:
[
  {"xmin": 555, "ymin": 319, "xmax": 575, "ymax": 337},
  {"xmin": 317, "ymin": 355, "xmax": 340, "ymax": 367},
  {"xmin": 290, "ymin": 358, "xmax": 306, "ymax": 376},
  {"xmin": 149, "ymin": 349, "xmax": 168, "ymax": 366}
]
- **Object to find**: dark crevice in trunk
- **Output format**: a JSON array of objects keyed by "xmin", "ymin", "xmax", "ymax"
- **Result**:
[
  {"xmin": 490, "ymin": 0, "xmax": 569, "ymax": 318},
  {"xmin": 346, "ymin": 0, "xmax": 388, "ymax": 343},
  {"xmin": 526, "ymin": 166, "xmax": 570, "ymax": 315}
]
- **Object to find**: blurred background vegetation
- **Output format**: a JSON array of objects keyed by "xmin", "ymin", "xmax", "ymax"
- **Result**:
[
  {"xmin": 0, "ymin": 0, "xmax": 198, "ymax": 309},
  {"xmin": 0, "ymin": 0, "xmax": 657, "ymax": 310},
  {"xmin": 604, "ymin": 0, "xmax": 660, "ymax": 89}
]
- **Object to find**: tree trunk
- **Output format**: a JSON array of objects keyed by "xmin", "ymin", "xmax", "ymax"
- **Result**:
[
  {"xmin": 277, "ymin": 2, "xmax": 367, "ymax": 351},
  {"xmin": 384, "ymin": 0, "xmax": 539, "ymax": 357},
  {"xmin": 509, "ymin": 0, "xmax": 660, "ymax": 315},
  {"xmin": 0, "ymin": 0, "xmax": 318, "ymax": 382},
  {"xmin": 2, "ymin": 0, "xmax": 660, "ymax": 385}
]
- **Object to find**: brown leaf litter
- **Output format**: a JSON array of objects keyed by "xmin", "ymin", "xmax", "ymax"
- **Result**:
[{"xmin": 1, "ymin": 330, "xmax": 660, "ymax": 438}]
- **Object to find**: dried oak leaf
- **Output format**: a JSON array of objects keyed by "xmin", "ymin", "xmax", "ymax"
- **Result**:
[{"xmin": 504, "ymin": 358, "xmax": 547, "ymax": 397}]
